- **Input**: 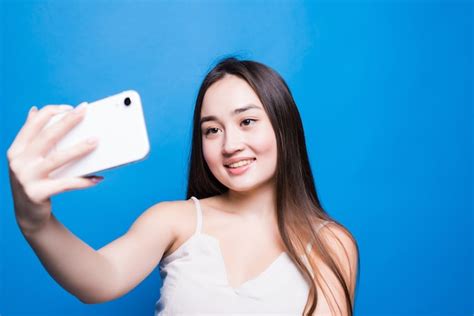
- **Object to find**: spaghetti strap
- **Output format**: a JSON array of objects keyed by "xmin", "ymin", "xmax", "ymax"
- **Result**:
[{"xmin": 190, "ymin": 196, "xmax": 203, "ymax": 235}]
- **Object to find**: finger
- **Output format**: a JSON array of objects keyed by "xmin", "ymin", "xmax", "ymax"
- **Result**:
[
  {"xmin": 29, "ymin": 104, "xmax": 88, "ymax": 157},
  {"xmin": 32, "ymin": 176, "xmax": 104, "ymax": 202},
  {"xmin": 27, "ymin": 106, "xmax": 38, "ymax": 120},
  {"xmin": 21, "ymin": 105, "xmax": 74, "ymax": 144},
  {"xmin": 8, "ymin": 105, "xmax": 74, "ymax": 158},
  {"xmin": 57, "ymin": 176, "xmax": 104, "ymax": 192},
  {"xmin": 39, "ymin": 138, "xmax": 99, "ymax": 177},
  {"xmin": 7, "ymin": 106, "xmax": 38, "ymax": 159}
]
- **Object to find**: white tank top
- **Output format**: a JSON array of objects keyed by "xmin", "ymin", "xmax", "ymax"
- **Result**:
[{"xmin": 155, "ymin": 196, "xmax": 330, "ymax": 315}]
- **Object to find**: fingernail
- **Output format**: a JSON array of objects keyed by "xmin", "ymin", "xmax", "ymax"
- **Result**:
[
  {"xmin": 91, "ymin": 176, "xmax": 104, "ymax": 184},
  {"xmin": 29, "ymin": 106, "xmax": 38, "ymax": 114}
]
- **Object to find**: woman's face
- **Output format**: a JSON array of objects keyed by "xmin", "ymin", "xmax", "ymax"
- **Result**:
[{"xmin": 200, "ymin": 74, "xmax": 278, "ymax": 193}]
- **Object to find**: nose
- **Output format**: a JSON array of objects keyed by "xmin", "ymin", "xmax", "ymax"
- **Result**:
[{"xmin": 222, "ymin": 126, "xmax": 244, "ymax": 155}]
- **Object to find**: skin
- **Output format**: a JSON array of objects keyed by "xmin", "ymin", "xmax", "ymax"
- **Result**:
[{"xmin": 200, "ymin": 74, "xmax": 279, "ymax": 224}]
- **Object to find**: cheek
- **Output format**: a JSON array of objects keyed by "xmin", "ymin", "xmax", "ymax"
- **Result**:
[
  {"xmin": 202, "ymin": 141, "xmax": 220, "ymax": 168},
  {"xmin": 252, "ymin": 125, "xmax": 277, "ymax": 158}
]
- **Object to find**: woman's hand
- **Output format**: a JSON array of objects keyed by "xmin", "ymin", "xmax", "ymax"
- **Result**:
[{"xmin": 7, "ymin": 103, "xmax": 101, "ymax": 234}]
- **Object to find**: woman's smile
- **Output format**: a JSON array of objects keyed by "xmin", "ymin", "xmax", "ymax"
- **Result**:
[{"xmin": 225, "ymin": 158, "xmax": 256, "ymax": 175}]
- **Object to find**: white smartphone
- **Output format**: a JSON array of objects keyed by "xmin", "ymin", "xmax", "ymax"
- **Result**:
[{"xmin": 45, "ymin": 90, "xmax": 151, "ymax": 179}]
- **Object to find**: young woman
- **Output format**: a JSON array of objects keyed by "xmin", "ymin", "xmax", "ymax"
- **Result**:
[{"xmin": 7, "ymin": 57, "xmax": 359, "ymax": 315}]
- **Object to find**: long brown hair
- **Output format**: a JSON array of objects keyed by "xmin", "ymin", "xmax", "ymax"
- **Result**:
[{"xmin": 186, "ymin": 57, "xmax": 359, "ymax": 315}]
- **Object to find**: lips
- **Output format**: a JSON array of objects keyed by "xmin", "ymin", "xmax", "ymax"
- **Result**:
[
  {"xmin": 225, "ymin": 158, "xmax": 255, "ymax": 175},
  {"xmin": 224, "ymin": 157, "xmax": 256, "ymax": 167}
]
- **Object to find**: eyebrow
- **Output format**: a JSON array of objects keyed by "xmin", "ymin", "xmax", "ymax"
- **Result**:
[{"xmin": 200, "ymin": 104, "xmax": 262, "ymax": 125}]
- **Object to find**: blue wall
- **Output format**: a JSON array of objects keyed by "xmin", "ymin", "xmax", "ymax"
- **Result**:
[{"xmin": 1, "ymin": 0, "xmax": 472, "ymax": 315}]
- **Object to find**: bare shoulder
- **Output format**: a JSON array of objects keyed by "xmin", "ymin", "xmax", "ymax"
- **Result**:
[
  {"xmin": 319, "ymin": 221, "xmax": 358, "ymax": 252},
  {"xmin": 133, "ymin": 198, "xmax": 195, "ymax": 230},
  {"xmin": 142, "ymin": 199, "xmax": 194, "ymax": 221},
  {"xmin": 127, "ymin": 198, "xmax": 196, "ymax": 256},
  {"xmin": 144, "ymin": 198, "xmax": 200, "ymax": 255},
  {"xmin": 319, "ymin": 221, "xmax": 359, "ymax": 296},
  {"xmin": 131, "ymin": 199, "xmax": 190, "ymax": 229}
]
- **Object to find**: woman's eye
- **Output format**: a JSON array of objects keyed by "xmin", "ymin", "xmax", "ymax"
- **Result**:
[
  {"xmin": 241, "ymin": 119, "xmax": 256, "ymax": 126},
  {"xmin": 205, "ymin": 127, "xmax": 219, "ymax": 135},
  {"xmin": 204, "ymin": 120, "xmax": 256, "ymax": 136}
]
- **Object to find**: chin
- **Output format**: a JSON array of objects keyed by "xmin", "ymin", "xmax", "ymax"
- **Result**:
[
  {"xmin": 226, "ymin": 185, "xmax": 257, "ymax": 193},
  {"xmin": 217, "ymin": 178, "xmax": 256, "ymax": 192},
  {"xmin": 221, "ymin": 176, "xmax": 274, "ymax": 193}
]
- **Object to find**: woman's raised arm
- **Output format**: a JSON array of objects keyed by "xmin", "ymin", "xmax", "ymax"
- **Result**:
[{"xmin": 7, "ymin": 105, "xmax": 179, "ymax": 303}]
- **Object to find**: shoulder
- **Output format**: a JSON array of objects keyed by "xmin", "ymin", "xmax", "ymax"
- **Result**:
[
  {"xmin": 146, "ymin": 199, "xmax": 194, "ymax": 216},
  {"xmin": 319, "ymin": 221, "xmax": 358, "ymax": 257},
  {"xmin": 128, "ymin": 198, "xmax": 196, "ymax": 245},
  {"xmin": 319, "ymin": 221, "xmax": 359, "ymax": 296},
  {"xmin": 146, "ymin": 198, "xmax": 211, "ymax": 258},
  {"xmin": 135, "ymin": 198, "xmax": 196, "ymax": 231}
]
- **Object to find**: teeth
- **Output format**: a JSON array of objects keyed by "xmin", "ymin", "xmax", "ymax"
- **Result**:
[{"xmin": 227, "ymin": 159, "xmax": 254, "ymax": 168}]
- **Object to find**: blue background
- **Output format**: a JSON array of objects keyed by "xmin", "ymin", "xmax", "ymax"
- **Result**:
[{"xmin": 1, "ymin": 0, "xmax": 472, "ymax": 315}]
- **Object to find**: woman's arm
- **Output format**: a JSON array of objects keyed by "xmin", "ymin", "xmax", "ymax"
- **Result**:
[
  {"xmin": 20, "ymin": 212, "xmax": 118, "ymax": 303},
  {"xmin": 7, "ymin": 104, "xmax": 179, "ymax": 304},
  {"xmin": 20, "ymin": 201, "xmax": 179, "ymax": 304}
]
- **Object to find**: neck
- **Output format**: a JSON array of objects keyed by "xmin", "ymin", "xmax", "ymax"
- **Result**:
[{"xmin": 221, "ymin": 182, "xmax": 278, "ymax": 225}]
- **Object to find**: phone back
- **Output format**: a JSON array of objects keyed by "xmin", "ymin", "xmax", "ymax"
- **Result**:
[{"xmin": 47, "ymin": 90, "xmax": 150, "ymax": 179}]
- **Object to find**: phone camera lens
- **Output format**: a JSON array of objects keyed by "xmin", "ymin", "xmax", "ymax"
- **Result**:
[{"xmin": 124, "ymin": 97, "xmax": 131, "ymax": 106}]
